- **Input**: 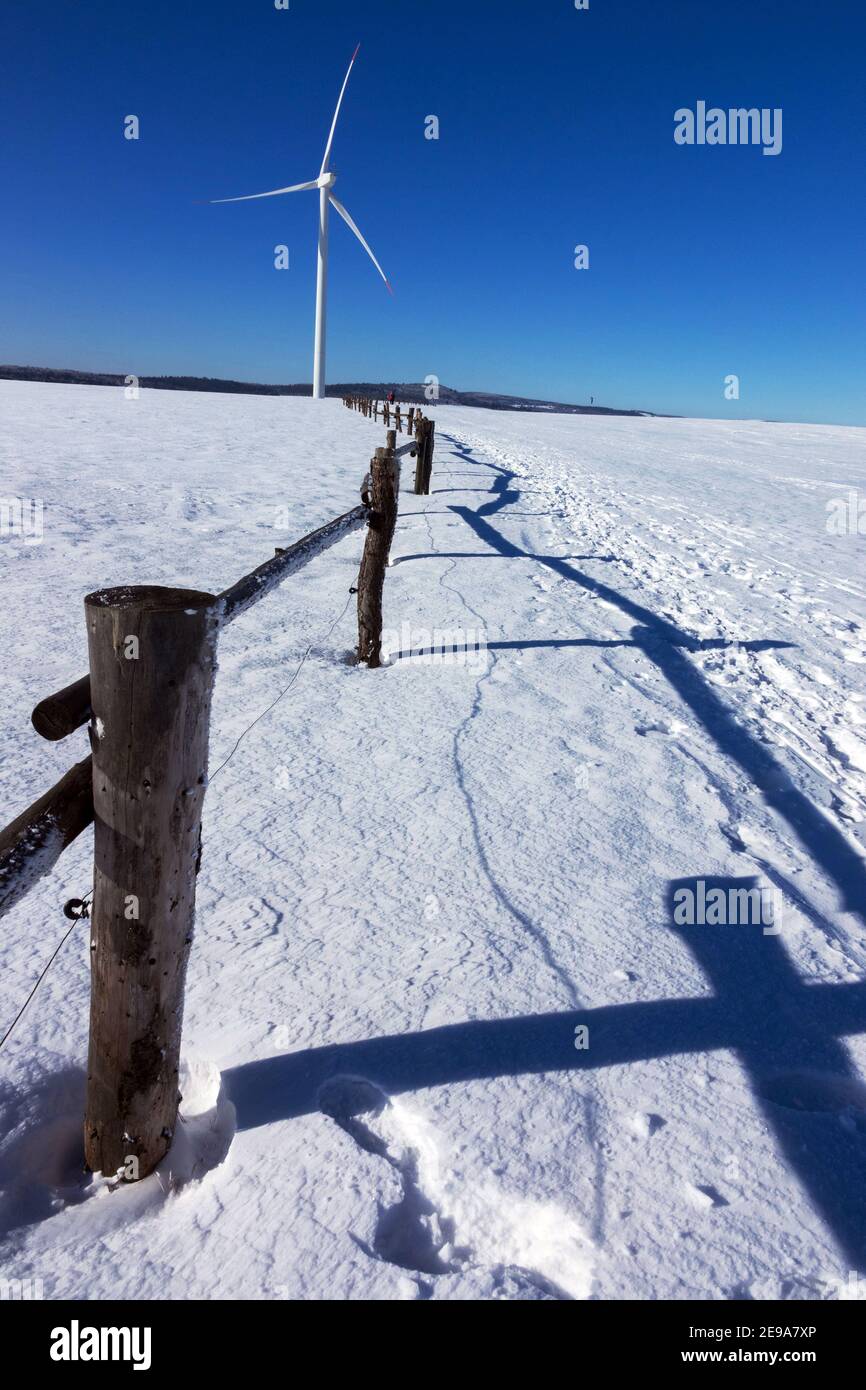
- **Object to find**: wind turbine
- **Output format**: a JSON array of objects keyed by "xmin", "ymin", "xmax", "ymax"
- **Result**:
[{"xmin": 209, "ymin": 44, "xmax": 391, "ymax": 399}]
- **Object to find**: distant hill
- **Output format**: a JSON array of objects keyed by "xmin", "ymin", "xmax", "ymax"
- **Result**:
[{"xmin": 0, "ymin": 365, "xmax": 657, "ymax": 417}]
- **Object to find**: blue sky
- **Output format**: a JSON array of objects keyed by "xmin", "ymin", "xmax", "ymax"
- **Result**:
[{"xmin": 1, "ymin": 0, "xmax": 864, "ymax": 423}]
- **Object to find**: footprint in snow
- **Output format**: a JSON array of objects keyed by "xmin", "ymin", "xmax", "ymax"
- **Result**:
[
  {"xmin": 630, "ymin": 1112, "xmax": 666, "ymax": 1139},
  {"xmin": 318, "ymin": 1076, "xmax": 463, "ymax": 1276},
  {"xmin": 635, "ymin": 720, "xmax": 675, "ymax": 737},
  {"xmin": 317, "ymin": 1075, "xmax": 593, "ymax": 1298},
  {"xmin": 684, "ymin": 1182, "xmax": 729, "ymax": 1211}
]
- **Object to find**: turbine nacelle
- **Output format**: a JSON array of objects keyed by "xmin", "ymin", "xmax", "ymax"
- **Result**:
[{"xmin": 317, "ymin": 171, "xmax": 337, "ymax": 190}]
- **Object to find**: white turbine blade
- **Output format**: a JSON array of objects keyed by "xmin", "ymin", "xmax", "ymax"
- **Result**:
[
  {"xmin": 320, "ymin": 43, "xmax": 360, "ymax": 176},
  {"xmin": 329, "ymin": 194, "xmax": 393, "ymax": 293},
  {"xmin": 209, "ymin": 179, "xmax": 319, "ymax": 205}
]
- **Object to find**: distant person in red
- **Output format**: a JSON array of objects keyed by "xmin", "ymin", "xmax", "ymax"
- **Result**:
[{"xmin": 387, "ymin": 390, "xmax": 395, "ymax": 404}]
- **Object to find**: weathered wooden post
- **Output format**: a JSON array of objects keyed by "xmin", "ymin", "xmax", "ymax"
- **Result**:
[
  {"xmin": 395, "ymin": 405, "xmax": 402, "ymax": 433},
  {"xmin": 407, "ymin": 406, "xmax": 415, "ymax": 434},
  {"xmin": 357, "ymin": 446, "xmax": 399, "ymax": 668},
  {"xmin": 422, "ymin": 418, "xmax": 436, "ymax": 494},
  {"xmin": 414, "ymin": 414, "xmax": 427, "ymax": 494},
  {"xmin": 83, "ymin": 585, "xmax": 219, "ymax": 1181}
]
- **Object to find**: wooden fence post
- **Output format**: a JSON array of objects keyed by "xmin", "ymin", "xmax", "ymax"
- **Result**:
[
  {"xmin": 422, "ymin": 419, "xmax": 436, "ymax": 494},
  {"xmin": 414, "ymin": 415, "xmax": 427, "ymax": 495},
  {"xmin": 357, "ymin": 446, "xmax": 399, "ymax": 668},
  {"xmin": 83, "ymin": 585, "xmax": 218, "ymax": 1181}
]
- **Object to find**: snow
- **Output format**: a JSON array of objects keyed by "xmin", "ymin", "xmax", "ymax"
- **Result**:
[{"xmin": 1, "ymin": 378, "xmax": 865, "ymax": 1300}]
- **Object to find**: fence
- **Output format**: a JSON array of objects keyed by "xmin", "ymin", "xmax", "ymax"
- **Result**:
[
  {"xmin": 0, "ymin": 403, "xmax": 435, "ymax": 1181},
  {"xmin": 342, "ymin": 396, "xmax": 436, "ymax": 495}
]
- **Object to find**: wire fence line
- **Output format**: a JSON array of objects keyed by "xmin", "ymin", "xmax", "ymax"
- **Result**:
[{"xmin": 0, "ymin": 404, "xmax": 436, "ymax": 1178}]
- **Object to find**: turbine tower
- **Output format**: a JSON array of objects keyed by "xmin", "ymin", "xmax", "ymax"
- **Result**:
[{"xmin": 209, "ymin": 45, "xmax": 391, "ymax": 399}]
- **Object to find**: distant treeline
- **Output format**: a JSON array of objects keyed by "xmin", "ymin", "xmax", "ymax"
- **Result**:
[{"xmin": 0, "ymin": 364, "xmax": 655, "ymax": 417}]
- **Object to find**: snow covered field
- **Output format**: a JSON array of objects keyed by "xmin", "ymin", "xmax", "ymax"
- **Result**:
[{"xmin": 1, "ymin": 378, "xmax": 865, "ymax": 1300}]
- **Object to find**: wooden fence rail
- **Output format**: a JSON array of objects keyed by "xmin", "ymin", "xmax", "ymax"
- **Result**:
[
  {"xmin": 2, "ymin": 505, "xmax": 377, "ymax": 925},
  {"xmin": 29, "ymin": 507, "xmax": 369, "ymax": 745},
  {"xmin": 3, "ymin": 503, "xmax": 383, "ymax": 928},
  {"xmin": 0, "ymin": 757, "xmax": 94, "ymax": 918},
  {"xmin": 32, "ymin": 675, "xmax": 91, "ymax": 742}
]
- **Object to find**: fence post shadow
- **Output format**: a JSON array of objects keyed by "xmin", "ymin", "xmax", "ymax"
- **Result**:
[{"xmin": 669, "ymin": 875, "xmax": 866, "ymax": 1272}]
